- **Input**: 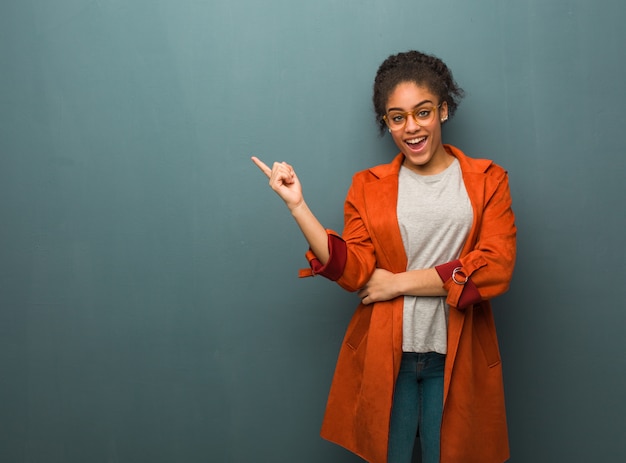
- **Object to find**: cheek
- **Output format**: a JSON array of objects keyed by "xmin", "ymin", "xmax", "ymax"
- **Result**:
[
  {"xmin": 390, "ymin": 132, "xmax": 404, "ymax": 148},
  {"xmin": 425, "ymin": 121, "xmax": 442, "ymax": 137}
]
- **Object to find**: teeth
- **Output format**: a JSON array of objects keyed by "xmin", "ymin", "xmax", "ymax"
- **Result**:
[{"xmin": 407, "ymin": 136, "xmax": 426, "ymax": 144}]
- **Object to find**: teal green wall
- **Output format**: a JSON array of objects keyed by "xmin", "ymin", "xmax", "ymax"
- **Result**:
[{"xmin": 1, "ymin": 1, "xmax": 625, "ymax": 461}]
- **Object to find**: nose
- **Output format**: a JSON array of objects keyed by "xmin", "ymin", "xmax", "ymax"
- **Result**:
[{"xmin": 404, "ymin": 114, "xmax": 421, "ymax": 132}]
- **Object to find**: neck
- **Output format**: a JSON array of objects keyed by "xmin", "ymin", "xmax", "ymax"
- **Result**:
[{"xmin": 403, "ymin": 144, "xmax": 453, "ymax": 175}]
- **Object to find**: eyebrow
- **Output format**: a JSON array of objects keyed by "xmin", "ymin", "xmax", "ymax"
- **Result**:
[{"xmin": 387, "ymin": 99, "xmax": 434, "ymax": 112}]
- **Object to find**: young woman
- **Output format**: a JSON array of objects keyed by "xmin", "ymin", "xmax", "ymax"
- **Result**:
[{"xmin": 252, "ymin": 50, "xmax": 516, "ymax": 463}]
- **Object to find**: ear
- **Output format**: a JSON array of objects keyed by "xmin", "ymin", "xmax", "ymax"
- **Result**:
[{"xmin": 440, "ymin": 101, "xmax": 449, "ymax": 123}]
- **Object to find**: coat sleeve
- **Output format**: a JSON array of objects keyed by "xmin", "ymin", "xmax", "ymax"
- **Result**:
[
  {"xmin": 334, "ymin": 174, "xmax": 378, "ymax": 292},
  {"xmin": 436, "ymin": 166, "xmax": 517, "ymax": 309},
  {"xmin": 298, "ymin": 231, "xmax": 347, "ymax": 281},
  {"xmin": 299, "ymin": 173, "xmax": 377, "ymax": 292}
]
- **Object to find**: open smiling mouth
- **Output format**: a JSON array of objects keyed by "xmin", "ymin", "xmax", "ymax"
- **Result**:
[{"xmin": 406, "ymin": 136, "xmax": 427, "ymax": 149}]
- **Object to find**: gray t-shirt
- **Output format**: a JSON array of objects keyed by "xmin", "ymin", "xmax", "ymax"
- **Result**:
[{"xmin": 397, "ymin": 158, "xmax": 473, "ymax": 354}]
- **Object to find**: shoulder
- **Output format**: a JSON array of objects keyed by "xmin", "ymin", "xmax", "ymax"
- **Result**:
[
  {"xmin": 446, "ymin": 144, "xmax": 509, "ymax": 181},
  {"xmin": 351, "ymin": 153, "xmax": 404, "ymax": 184}
]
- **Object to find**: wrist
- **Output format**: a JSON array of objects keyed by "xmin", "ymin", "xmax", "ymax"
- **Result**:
[
  {"xmin": 288, "ymin": 199, "xmax": 307, "ymax": 215},
  {"xmin": 396, "ymin": 271, "xmax": 413, "ymax": 297}
]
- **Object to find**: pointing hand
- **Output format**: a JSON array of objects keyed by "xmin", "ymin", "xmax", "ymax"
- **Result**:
[{"xmin": 251, "ymin": 156, "xmax": 304, "ymax": 211}]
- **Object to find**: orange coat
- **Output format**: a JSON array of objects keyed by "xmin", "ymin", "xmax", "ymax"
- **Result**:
[{"xmin": 300, "ymin": 145, "xmax": 516, "ymax": 463}]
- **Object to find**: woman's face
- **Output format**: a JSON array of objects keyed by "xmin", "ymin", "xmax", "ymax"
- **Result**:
[{"xmin": 385, "ymin": 81, "xmax": 450, "ymax": 175}]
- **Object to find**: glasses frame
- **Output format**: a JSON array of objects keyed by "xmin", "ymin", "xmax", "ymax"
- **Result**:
[{"xmin": 383, "ymin": 103, "xmax": 443, "ymax": 131}]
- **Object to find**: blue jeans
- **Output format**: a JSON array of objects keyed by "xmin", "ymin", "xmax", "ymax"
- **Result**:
[{"xmin": 387, "ymin": 352, "xmax": 445, "ymax": 463}]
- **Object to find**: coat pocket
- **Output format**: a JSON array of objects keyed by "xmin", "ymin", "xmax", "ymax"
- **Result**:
[
  {"xmin": 345, "ymin": 304, "xmax": 373, "ymax": 351},
  {"xmin": 473, "ymin": 303, "xmax": 501, "ymax": 368}
]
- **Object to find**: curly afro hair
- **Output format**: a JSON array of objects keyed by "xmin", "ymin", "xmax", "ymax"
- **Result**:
[{"xmin": 373, "ymin": 50, "xmax": 464, "ymax": 135}]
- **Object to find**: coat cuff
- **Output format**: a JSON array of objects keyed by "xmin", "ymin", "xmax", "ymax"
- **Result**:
[
  {"xmin": 298, "ymin": 232, "xmax": 347, "ymax": 281},
  {"xmin": 435, "ymin": 259, "xmax": 482, "ymax": 309}
]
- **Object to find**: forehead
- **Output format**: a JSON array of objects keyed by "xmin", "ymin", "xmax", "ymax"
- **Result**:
[{"xmin": 386, "ymin": 81, "xmax": 437, "ymax": 110}]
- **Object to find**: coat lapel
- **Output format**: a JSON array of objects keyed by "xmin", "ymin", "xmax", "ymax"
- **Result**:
[{"xmin": 363, "ymin": 155, "xmax": 407, "ymax": 273}]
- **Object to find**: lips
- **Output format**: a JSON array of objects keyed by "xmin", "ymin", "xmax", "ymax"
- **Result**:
[{"xmin": 405, "ymin": 136, "xmax": 427, "ymax": 151}]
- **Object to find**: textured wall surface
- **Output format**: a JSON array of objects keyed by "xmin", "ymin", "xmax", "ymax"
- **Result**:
[{"xmin": 1, "ymin": 1, "xmax": 625, "ymax": 461}]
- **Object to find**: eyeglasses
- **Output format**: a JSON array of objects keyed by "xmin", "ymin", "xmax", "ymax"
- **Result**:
[{"xmin": 383, "ymin": 104, "xmax": 442, "ymax": 131}]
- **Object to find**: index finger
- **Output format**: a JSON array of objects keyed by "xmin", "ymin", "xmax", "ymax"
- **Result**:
[{"xmin": 251, "ymin": 156, "xmax": 272, "ymax": 178}]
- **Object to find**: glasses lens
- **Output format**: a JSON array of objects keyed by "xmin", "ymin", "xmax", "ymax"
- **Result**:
[
  {"xmin": 415, "ymin": 107, "xmax": 436, "ymax": 124},
  {"xmin": 386, "ymin": 112, "xmax": 406, "ymax": 129}
]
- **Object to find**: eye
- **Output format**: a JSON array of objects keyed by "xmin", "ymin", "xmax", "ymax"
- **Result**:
[
  {"xmin": 416, "ymin": 109, "xmax": 432, "ymax": 119},
  {"xmin": 390, "ymin": 113, "xmax": 406, "ymax": 124}
]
